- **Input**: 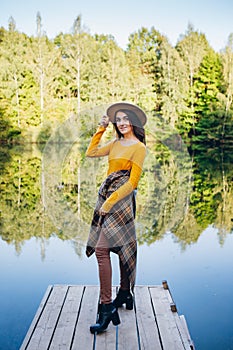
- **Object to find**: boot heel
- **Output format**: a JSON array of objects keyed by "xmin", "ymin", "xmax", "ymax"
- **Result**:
[
  {"xmin": 111, "ymin": 309, "xmax": 121, "ymax": 325},
  {"xmin": 126, "ymin": 295, "xmax": 134, "ymax": 310}
]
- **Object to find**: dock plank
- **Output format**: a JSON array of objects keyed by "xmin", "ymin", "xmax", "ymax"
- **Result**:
[
  {"xmin": 117, "ymin": 291, "xmax": 138, "ymax": 350},
  {"xmin": 149, "ymin": 286, "xmax": 185, "ymax": 350},
  {"xmin": 179, "ymin": 315, "xmax": 195, "ymax": 350},
  {"xmin": 71, "ymin": 285, "xmax": 99, "ymax": 350},
  {"xmin": 134, "ymin": 286, "xmax": 162, "ymax": 350},
  {"xmin": 49, "ymin": 286, "xmax": 84, "ymax": 350},
  {"xmin": 23, "ymin": 285, "xmax": 69, "ymax": 350},
  {"xmin": 163, "ymin": 286, "xmax": 193, "ymax": 350},
  {"xmin": 20, "ymin": 285, "xmax": 53, "ymax": 350}
]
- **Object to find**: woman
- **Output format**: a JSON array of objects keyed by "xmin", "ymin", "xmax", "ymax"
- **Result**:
[{"xmin": 85, "ymin": 102, "xmax": 147, "ymax": 334}]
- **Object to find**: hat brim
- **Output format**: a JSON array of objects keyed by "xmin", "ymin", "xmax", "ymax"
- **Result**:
[{"xmin": 106, "ymin": 102, "xmax": 147, "ymax": 126}]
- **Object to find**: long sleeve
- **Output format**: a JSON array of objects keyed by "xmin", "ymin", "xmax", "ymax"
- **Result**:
[
  {"xmin": 101, "ymin": 144, "xmax": 146, "ymax": 213},
  {"xmin": 85, "ymin": 126, "xmax": 113, "ymax": 157}
]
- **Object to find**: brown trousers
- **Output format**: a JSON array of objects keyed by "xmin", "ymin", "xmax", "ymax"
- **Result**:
[{"xmin": 95, "ymin": 232, "xmax": 130, "ymax": 304}]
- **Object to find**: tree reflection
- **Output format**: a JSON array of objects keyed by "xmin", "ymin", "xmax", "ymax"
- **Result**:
[{"xmin": 1, "ymin": 134, "xmax": 233, "ymax": 256}]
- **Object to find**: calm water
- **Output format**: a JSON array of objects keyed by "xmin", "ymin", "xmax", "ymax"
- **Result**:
[
  {"xmin": 1, "ymin": 229, "xmax": 233, "ymax": 349},
  {"xmin": 1, "ymin": 140, "xmax": 233, "ymax": 350}
]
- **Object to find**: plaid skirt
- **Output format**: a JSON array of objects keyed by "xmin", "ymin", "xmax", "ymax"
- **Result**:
[{"xmin": 86, "ymin": 170, "xmax": 137, "ymax": 290}]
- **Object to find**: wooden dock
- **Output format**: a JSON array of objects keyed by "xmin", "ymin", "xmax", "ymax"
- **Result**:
[{"xmin": 20, "ymin": 282, "xmax": 195, "ymax": 349}]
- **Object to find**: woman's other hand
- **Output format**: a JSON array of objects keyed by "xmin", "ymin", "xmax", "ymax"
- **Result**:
[{"xmin": 99, "ymin": 115, "xmax": 109, "ymax": 128}]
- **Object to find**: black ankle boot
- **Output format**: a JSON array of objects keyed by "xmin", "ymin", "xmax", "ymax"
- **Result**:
[
  {"xmin": 113, "ymin": 289, "xmax": 133, "ymax": 310},
  {"xmin": 96, "ymin": 303, "xmax": 103, "ymax": 323},
  {"xmin": 90, "ymin": 303, "xmax": 120, "ymax": 334}
]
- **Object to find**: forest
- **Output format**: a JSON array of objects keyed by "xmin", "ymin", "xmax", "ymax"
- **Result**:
[
  {"xmin": 1, "ymin": 13, "xmax": 233, "ymax": 144},
  {"xmin": 0, "ymin": 13, "xmax": 233, "ymax": 254}
]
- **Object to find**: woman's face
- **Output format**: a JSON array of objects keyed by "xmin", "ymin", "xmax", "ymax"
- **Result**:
[{"xmin": 115, "ymin": 111, "xmax": 133, "ymax": 136}]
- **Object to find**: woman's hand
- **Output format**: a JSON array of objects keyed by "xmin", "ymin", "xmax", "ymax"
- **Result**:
[
  {"xmin": 99, "ymin": 115, "xmax": 109, "ymax": 128},
  {"xmin": 99, "ymin": 206, "xmax": 108, "ymax": 216}
]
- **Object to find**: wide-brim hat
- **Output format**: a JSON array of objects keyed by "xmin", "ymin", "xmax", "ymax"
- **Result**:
[{"xmin": 106, "ymin": 102, "xmax": 147, "ymax": 126}]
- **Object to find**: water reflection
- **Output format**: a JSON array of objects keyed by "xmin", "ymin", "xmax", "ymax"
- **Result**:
[{"xmin": 1, "ymin": 138, "xmax": 233, "ymax": 256}]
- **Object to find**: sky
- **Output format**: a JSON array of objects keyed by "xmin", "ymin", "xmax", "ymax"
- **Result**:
[{"xmin": 1, "ymin": 0, "xmax": 233, "ymax": 52}]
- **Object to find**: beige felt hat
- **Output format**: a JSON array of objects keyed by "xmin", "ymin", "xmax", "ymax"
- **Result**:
[{"xmin": 106, "ymin": 102, "xmax": 147, "ymax": 126}]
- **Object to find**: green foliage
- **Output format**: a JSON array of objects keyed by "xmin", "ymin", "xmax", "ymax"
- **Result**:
[
  {"xmin": 175, "ymin": 24, "xmax": 212, "ymax": 136},
  {"xmin": 193, "ymin": 50, "xmax": 224, "ymax": 115},
  {"xmin": 0, "ymin": 21, "xmax": 233, "ymax": 143},
  {"xmin": 1, "ymin": 18, "xmax": 233, "ymax": 251},
  {"xmin": 190, "ymin": 171, "xmax": 220, "ymax": 226},
  {"xmin": 193, "ymin": 110, "xmax": 233, "ymax": 144},
  {"xmin": 0, "ymin": 106, "xmax": 21, "ymax": 142},
  {"xmin": 36, "ymin": 122, "xmax": 52, "ymax": 151}
]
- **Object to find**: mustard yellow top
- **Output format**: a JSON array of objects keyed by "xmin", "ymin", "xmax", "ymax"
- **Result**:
[{"xmin": 85, "ymin": 126, "xmax": 146, "ymax": 212}]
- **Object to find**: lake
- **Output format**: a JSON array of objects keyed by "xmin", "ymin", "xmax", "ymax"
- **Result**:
[{"xmin": 1, "ymin": 137, "xmax": 233, "ymax": 350}]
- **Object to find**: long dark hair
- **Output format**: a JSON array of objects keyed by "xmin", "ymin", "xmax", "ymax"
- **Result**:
[{"xmin": 113, "ymin": 109, "xmax": 146, "ymax": 145}]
